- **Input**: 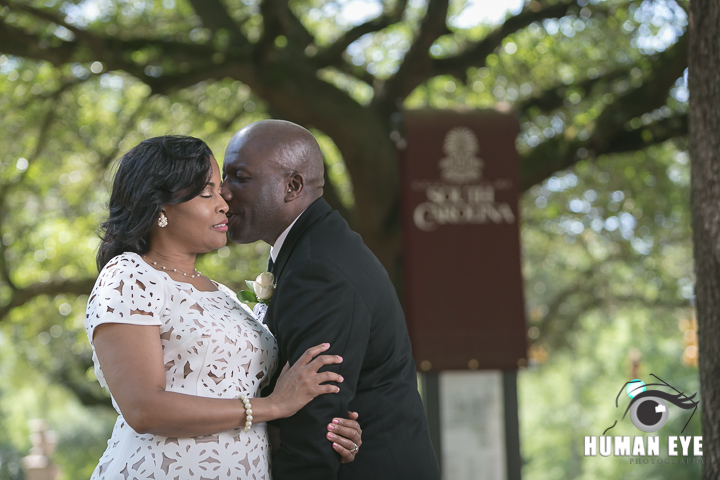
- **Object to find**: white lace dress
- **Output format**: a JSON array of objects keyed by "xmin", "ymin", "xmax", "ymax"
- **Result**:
[{"xmin": 84, "ymin": 252, "xmax": 278, "ymax": 480}]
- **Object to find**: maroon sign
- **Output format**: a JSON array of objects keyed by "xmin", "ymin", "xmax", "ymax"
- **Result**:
[{"xmin": 400, "ymin": 110, "xmax": 527, "ymax": 371}]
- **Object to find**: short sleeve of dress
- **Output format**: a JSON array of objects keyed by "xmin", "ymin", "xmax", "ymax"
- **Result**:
[{"xmin": 84, "ymin": 253, "xmax": 164, "ymax": 346}]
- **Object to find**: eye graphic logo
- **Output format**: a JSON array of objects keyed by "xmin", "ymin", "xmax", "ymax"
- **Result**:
[{"xmin": 603, "ymin": 374, "xmax": 699, "ymax": 435}]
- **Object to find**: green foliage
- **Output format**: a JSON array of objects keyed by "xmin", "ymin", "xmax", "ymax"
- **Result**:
[
  {"xmin": 0, "ymin": 52, "xmax": 281, "ymax": 479},
  {"xmin": 0, "ymin": 406, "xmax": 25, "ymax": 480},
  {"xmin": 519, "ymin": 140, "xmax": 697, "ymax": 479},
  {"xmin": 239, "ymin": 288, "xmax": 258, "ymax": 303},
  {"xmin": 0, "ymin": 0, "xmax": 694, "ymax": 479},
  {"xmin": 522, "ymin": 140, "xmax": 692, "ymax": 350},
  {"xmin": 403, "ymin": 0, "xmax": 688, "ymax": 153}
]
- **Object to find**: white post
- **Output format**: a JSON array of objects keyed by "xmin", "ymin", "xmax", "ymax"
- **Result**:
[{"xmin": 21, "ymin": 419, "xmax": 59, "ymax": 480}]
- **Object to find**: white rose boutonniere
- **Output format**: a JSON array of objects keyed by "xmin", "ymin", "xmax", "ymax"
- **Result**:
[{"xmin": 239, "ymin": 271, "xmax": 275, "ymax": 305}]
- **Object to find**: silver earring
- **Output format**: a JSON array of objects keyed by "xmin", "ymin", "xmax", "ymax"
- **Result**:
[{"xmin": 158, "ymin": 213, "xmax": 168, "ymax": 228}]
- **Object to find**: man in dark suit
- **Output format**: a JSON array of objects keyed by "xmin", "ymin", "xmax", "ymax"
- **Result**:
[{"xmin": 221, "ymin": 119, "xmax": 440, "ymax": 480}]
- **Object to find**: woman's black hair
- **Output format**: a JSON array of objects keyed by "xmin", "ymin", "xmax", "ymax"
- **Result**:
[{"xmin": 97, "ymin": 135, "xmax": 214, "ymax": 271}]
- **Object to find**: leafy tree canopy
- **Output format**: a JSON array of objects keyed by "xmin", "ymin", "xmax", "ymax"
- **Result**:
[{"xmin": 0, "ymin": 0, "xmax": 694, "ymax": 478}]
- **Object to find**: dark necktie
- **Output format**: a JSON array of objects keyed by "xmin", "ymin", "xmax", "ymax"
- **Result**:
[{"xmin": 267, "ymin": 256, "xmax": 274, "ymax": 273}]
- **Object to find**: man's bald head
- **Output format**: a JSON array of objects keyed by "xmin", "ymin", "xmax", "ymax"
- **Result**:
[
  {"xmin": 220, "ymin": 120, "xmax": 325, "ymax": 245},
  {"xmin": 225, "ymin": 120, "xmax": 324, "ymax": 197}
]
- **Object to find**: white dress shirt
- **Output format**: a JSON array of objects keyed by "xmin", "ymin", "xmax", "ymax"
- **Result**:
[
  {"xmin": 270, "ymin": 210, "xmax": 305, "ymax": 263},
  {"xmin": 255, "ymin": 210, "xmax": 305, "ymax": 322}
]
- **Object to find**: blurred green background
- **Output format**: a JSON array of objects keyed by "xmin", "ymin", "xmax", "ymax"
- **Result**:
[{"xmin": 0, "ymin": 0, "xmax": 697, "ymax": 478}]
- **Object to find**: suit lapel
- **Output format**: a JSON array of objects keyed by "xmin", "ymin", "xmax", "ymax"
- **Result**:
[
  {"xmin": 272, "ymin": 197, "xmax": 332, "ymax": 283},
  {"xmin": 265, "ymin": 198, "xmax": 331, "ymax": 339}
]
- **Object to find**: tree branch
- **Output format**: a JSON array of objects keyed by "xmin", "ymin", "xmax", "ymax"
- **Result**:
[
  {"xmin": 17, "ymin": 75, "xmax": 84, "ymax": 110},
  {"xmin": 0, "ymin": 79, "xmax": 76, "ymax": 294},
  {"xmin": 187, "ymin": 0, "xmax": 244, "ymax": 40},
  {"xmin": 0, "ymin": 237, "xmax": 15, "ymax": 290},
  {"xmin": 433, "ymin": 0, "xmax": 577, "ymax": 81},
  {"xmin": 592, "ymin": 31, "xmax": 688, "ymax": 145},
  {"xmin": 313, "ymin": 0, "xmax": 408, "ymax": 68},
  {"xmin": 0, "ymin": 97, "xmax": 57, "ymax": 206},
  {"xmin": 257, "ymin": 0, "xmax": 284, "ymax": 59},
  {"xmin": 319, "ymin": 64, "xmax": 377, "ymax": 93},
  {"xmin": 380, "ymin": 0, "xmax": 575, "ymax": 104},
  {"xmin": 0, "ymin": 12, "xmax": 221, "ymax": 86},
  {"xmin": 141, "ymin": 61, "xmax": 256, "ymax": 95},
  {"xmin": 0, "ymin": 0, "xmax": 92, "ymax": 41},
  {"xmin": 378, "ymin": 0, "xmax": 450, "ymax": 104},
  {"xmin": 268, "ymin": 0, "xmax": 314, "ymax": 47},
  {"xmin": 98, "ymin": 99, "xmax": 148, "ymax": 169},
  {"xmin": 0, "ymin": 20, "xmax": 77, "ymax": 64},
  {"xmin": 520, "ymin": 31, "xmax": 688, "ymax": 190},
  {"xmin": 255, "ymin": 0, "xmax": 314, "ymax": 60},
  {"xmin": 520, "ymin": 114, "xmax": 688, "ymax": 190},
  {"xmin": 0, "ymin": 277, "xmax": 97, "ymax": 323},
  {"xmin": 516, "ymin": 65, "xmax": 634, "ymax": 114}
]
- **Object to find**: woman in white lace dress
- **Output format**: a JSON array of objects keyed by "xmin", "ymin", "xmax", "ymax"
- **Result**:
[{"xmin": 84, "ymin": 136, "xmax": 361, "ymax": 480}]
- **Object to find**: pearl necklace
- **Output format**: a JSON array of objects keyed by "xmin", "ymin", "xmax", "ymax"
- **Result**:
[{"xmin": 144, "ymin": 257, "xmax": 202, "ymax": 278}]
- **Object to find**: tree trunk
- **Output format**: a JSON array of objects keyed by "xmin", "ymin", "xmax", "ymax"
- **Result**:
[
  {"xmin": 243, "ymin": 62, "xmax": 403, "ymax": 276},
  {"xmin": 688, "ymin": 1, "xmax": 720, "ymax": 478}
]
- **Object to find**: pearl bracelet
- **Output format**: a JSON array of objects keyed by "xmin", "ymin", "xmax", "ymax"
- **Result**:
[{"xmin": 238, "ymin": 394, "xmax": 253, "ymax": 432}]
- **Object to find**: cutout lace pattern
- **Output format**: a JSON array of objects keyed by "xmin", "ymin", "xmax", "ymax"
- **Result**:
[{"xmin": 84, "ymin": 252, "xmax": 278, "ymax": 479}]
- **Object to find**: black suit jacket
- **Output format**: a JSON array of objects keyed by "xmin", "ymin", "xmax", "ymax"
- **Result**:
[{"xmin": 262, "ymin": 198, "xmax": 440, "ymax": 480}]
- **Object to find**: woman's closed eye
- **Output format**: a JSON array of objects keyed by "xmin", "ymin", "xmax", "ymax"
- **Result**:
[{"xmin": 199, "ymin": 180, "xmax": 226, "ymax": 198}]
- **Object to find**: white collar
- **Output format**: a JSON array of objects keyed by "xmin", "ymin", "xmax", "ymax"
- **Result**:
[{"xmin": 270, "ymin": 210, "xmax": 305, "ymax": 263}]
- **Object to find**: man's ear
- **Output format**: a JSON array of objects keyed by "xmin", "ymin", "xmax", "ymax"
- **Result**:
[{"xmin": 284, "ymin": 173, "xmax": 304, "ymax": 202}]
